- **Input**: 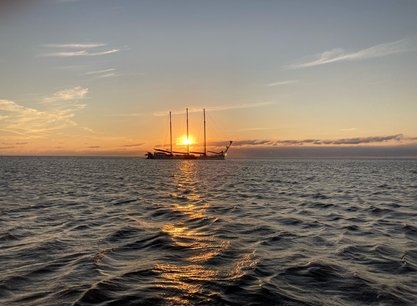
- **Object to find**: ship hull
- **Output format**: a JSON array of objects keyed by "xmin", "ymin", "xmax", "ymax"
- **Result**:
[{"xmin": 146, "ymin": 152, "xmax": 225, "ymax": 160}]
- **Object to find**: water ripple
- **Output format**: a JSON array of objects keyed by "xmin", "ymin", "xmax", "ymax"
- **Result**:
[{"xmin": 1, "ymin": 157, "xmax": 416, "ymax": 305}]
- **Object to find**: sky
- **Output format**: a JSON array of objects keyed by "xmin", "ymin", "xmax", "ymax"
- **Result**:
[{"xmin": 1, "ymin": 0, "xmax": 417, "ymax": 157}]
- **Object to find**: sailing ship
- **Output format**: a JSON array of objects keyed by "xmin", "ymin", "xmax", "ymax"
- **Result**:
[{"xmin": 146, "ymin": 108, "xmax": 232, "ymax": 160}]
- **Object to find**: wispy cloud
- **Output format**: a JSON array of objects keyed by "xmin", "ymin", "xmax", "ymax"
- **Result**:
[
  {"xmin": 208, "ymin": 140, "xmax": 271, "ymax": 147},
  {"xmin": 81, "ymin": 126, "xmax": 95, "ymax": 133},
  {"xmin": 42, "ymin": 49, "xmax": 119, "ymax": 57},
  {"xmin": 0, "ymin": 99, "xmax": 79, "ymax": 137},
  {"xmin": 340, "ymin": 128, "xmax": 357, "ymax": 132},
  {"xmin": 85, "ymin": 68, "xmax": 115, "ymax": 75},
  {"xmin": 238, "ymin": 127, "xmax": 275, "ymax": 132},
  {"xmin": 42, "ymin": 86, "xmax": 88, "ymax": 103},
  {"xmin": 1, "ymin": 141, "xmax": 28, "ymax": 146},
  {"xmin": 43, "ymin": 43, "xmax": 106, "ymax": 48},
  {"xmin": 153, "ymin": 102, "xmax": 274, "ymax": 116},
  {"xmin": 96, "ymin": 73, "xmax": 118, "ymax": 79},
  {"xmin": 41, "ymin": 42, "xmax": 120, "ymax": 57},
  {"xmin": 266, "ymin": 80, "xmax": 298, "ymax": 87},
  {"xmin": 288, "ymin": 39, "xmax": 417, "ymax": 69},
  {"xmin": 84, "ymin": 68, "xmax": 119, "ymax": 79},
  {"xmin": 1, "ymin": 87, "xmax": 89, "ymax": 138},
  {"xmin": 121, "ymin": 143, "xmax": 144, "ymax": 148}
]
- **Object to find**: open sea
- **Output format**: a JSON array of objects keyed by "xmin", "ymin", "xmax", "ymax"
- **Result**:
[{"xmin": 0, "ymin": 157, "xmax": 416, "ymax": 305}]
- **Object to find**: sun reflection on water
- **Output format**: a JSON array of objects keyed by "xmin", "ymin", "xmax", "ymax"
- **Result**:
[
  {"xmin": 154, "ymin": 161, "xmax": 225, "ymax": 303},
  {"xmin": 152, "ymin": 161, "xmax": 258, "ymax": 304}
]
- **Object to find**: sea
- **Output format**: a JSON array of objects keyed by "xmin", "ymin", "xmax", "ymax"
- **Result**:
[{"xmin": 1, "ymin": 157, "xmax": 416, "ymax": 305}]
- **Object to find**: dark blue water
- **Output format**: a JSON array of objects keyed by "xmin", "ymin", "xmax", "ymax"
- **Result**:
[{"xmin": 1, "ymin": 157, "xmax": 416, "ymax": 305}]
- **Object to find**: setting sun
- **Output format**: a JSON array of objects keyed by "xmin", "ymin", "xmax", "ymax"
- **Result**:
[{"xmin": 178, "ymin": 135, "xmax": 194, "ymax": 146}]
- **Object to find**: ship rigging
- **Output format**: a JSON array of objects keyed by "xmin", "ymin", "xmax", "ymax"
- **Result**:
[{"xmin": 146, "ymin": 108, "xmax": 232, "ymax": 160}]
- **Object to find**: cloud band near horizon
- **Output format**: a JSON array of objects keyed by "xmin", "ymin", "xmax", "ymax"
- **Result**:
[{"xmin": 209, "ymin": 134, "xmax": 410, "ymax": 147}]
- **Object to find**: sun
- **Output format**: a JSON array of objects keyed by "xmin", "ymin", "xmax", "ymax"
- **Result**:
[{"xmin": 178, "ymin": 135, "xmax": 194, "ymax": 146}]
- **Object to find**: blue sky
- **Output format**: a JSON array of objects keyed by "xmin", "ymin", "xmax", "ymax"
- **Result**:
[{"xmin": 1, "ymin": 0, "xmax": 417, "ymax": 156}]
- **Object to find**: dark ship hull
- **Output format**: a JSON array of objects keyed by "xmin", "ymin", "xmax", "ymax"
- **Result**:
[
  {"xmin": 146, "ymin": 152, "xmax": 226, "ymax": 160},
  {"xmin": 146, "ymin": 108, "xmax": 232, "ymax": 160}
]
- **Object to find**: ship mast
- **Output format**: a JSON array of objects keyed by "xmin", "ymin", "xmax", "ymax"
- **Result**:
[
  {"xmin": 203, "ymin": 108, "xmax": 207, "ymax": 156},
  {"xmin": 169, "ymin": 111, "xmax": 173, "ymax": 155},
  {"xmin": 186, "ymin": 108, "xmax": 189, "ymax": 154}
]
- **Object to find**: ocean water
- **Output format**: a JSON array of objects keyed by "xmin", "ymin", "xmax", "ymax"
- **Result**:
[{"xmin": 1, "ymin": 157, "xmax": 416, "ymax": 306}]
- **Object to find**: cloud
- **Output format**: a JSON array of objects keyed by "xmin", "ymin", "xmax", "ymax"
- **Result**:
[
  {"xmin": 87, "ymin": 145, "xmax": 100, "ymax": 149},
  {"xmin": 0, "ymin": 87, "xmax": 88, "ymax": 138},
  {"xmin": 273, "ymin": 134, "xmax": 403, "ymax": 146},
  {"xmin": 43, "ymin": 43, "xmax": 106, "ymax": 48},
  {"xmin": 0, "ymin": 99, "xmax": 77, "ymax": 137},
  {"xmin": 42, "ymin": 49, "xmax": 119, "ymax": 57},
  {"xmin": 288, "ymin": 39, "xmax": 417, "ymax": 69},
  {"xmin": 266, "ymin": 80, "xmax": 298, "ymax": 87},
  {"xmin": 96, "ymin": 73, "xmax": 118, "ymax": 79},
  {"xmin": 340, "ymin": 128, "xmax": 357, "ymax": 132},
  {"xmin": 209, "ymin": 139, "xmax": 273, "ymax": 147},
  {"xmin": 84, "ymin": 69, "xmax": 119, "ymax": 79},
  {"xmin": 210, "ymin": 134, "xmax": 405, "ymax": 147},
  {"xmin": 121, "ymin": 143, "xmax": 144, "ymax": 147},
  {"xmin": 230, "ymin": 144, "xmax": 417, "ymax": 158},
  {"xmin": 85, "ymin": 68, "xmax": 115, "ymax": 75},
  {"xmin": 275, "ymin": 139, "xmax": 318, "ymax": 145},
  {"xmin": 153, "ymin": 102, "xmax": 274, "ymax": 116},
  {"xmin": 319, "ymin": 134, "xmax": 403, "ymax": 145},
  {"xmin": 238, "ymin": 127, "xmax": 275, "ymax": 132},
  {"xmin": 81, "ymin": 126, "xmax": 95, "ymax": 133},
  {"xmin": 42, "ymin": 86, "xmax": 88, "ymax": 103}
]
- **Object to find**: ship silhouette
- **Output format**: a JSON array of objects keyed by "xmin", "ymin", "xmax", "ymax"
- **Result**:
[{"xmin": 146, "ymin": 108, "xmax": 232, "ymax": 160}]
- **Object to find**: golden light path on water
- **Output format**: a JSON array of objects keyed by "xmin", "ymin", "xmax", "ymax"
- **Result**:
[{"xmin": 154, "ymin": 160, "xmax": 257, "ymax": 304}]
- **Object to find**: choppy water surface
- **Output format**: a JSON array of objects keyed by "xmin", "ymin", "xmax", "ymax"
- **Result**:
[{"xmin": 1, "ymin": 157, "xmax": 417, "ymax": 305}]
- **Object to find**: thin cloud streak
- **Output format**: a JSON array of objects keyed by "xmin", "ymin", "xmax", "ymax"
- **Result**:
[
  {"xmin": 238, "ymin": 127, "xmax": 275, "ymax": 132},
  {"xmin": 96, "ymin": 73, "xmax": 118, "ymax": 79},
  {"xmin": 153, "ymin": 102, "xmax": 274, "ymax": 117},
  {"xmin": 288, "ymin": 39, "xmax": 417, "ymax": 69},
  {"xmin": 41, "ymin": 49, "xmax": 120, "ymax": 57},
  {"xmin": 43, "ymin": 43, "xmax": 106, "ymax": 48},
  {"xmin": 266, "ymin": 80, "xmax": 298, "ymax": 87},
  {"xmin": 113, "ymin": 102, "xmax": 273, "ymax": 118},
  {"xmin": 121, "ymin": 143, "xmax": 144, "ymax": 148},
  {"xmin": 209, "ymin": 140, "xmax": 272, "ymax": 147},
  {"xmin": 85, "ymin": 68, "xmax": 115, "ymax": 75}
]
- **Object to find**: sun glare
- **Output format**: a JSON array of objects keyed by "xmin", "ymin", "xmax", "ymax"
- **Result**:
[{"xmin": 178, "ymin": 135, "xmax": 194, "ymax": 146}]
